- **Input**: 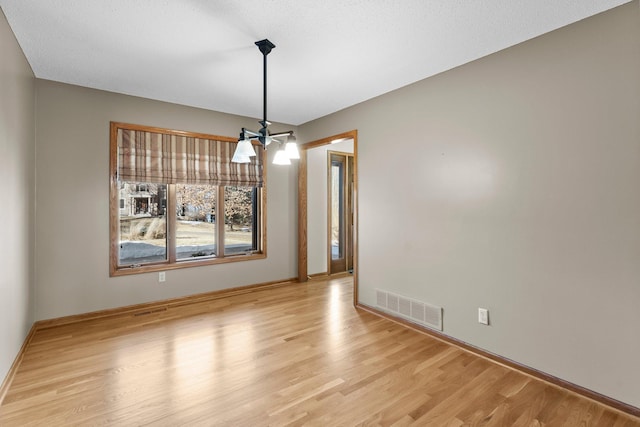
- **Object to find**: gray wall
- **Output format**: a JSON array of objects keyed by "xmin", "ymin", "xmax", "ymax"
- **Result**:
[
  {"xmin": 34, "ymin": 80, "xmax": 298, "ymax": 320},
  {"xmin": 0, "ymin": 9, "xmax": 35, "ymax": 383},
  {"xmin": 300, "ymin": 2, "xmax": 640, "ymax": 408}
]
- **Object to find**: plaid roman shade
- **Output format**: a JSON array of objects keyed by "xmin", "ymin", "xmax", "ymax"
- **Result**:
[{"xmin": 117, "ymin": 127, "xmax": 264, "ymax": 187}]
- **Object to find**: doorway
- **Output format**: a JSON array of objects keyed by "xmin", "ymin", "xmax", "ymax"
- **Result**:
[{"xmin": 297, "ymin": 130, "xmax": 358, "ymax": 305}]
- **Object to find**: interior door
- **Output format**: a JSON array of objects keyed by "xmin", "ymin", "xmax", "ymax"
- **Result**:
[{"xmin": 329, "ymin": 151, "xmax": 354, "ymax": 274}]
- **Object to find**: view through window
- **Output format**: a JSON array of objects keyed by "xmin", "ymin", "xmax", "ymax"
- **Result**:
[{"xmin": 110, "ymin": 122, "xmax": 265, "ymax": 276}]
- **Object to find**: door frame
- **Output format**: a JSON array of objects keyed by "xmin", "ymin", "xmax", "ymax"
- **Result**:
[{"xmin": 297, "ymin": 130, "xmax": 358, "ymax": 305}]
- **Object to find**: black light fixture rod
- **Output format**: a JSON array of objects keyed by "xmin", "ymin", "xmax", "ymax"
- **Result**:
[
  {"xmin": 242, "ymin": 128, "xmax": 260, "ymax": 138},
  {"xmin": 255, "ymin": 39, "xmax": 275, "ymax": 130},
  {"xmin": 270, "ymin": 131, "xmax": 293, "ymax": 138},
  {"xmin": 263, "ymin": 49, "xmax": 267, "ymax": 124}
]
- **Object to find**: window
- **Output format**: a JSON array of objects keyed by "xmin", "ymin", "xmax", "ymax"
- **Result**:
[
  {"xmin": 224, "ymin": 186, "xmax": 259, "ymax": 255},
  {"xmin": 110, "ymin": 122, "xmax": 266, "ymax": 276}
]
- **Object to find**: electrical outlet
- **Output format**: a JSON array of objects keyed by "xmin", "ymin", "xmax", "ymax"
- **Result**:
[
  {"xmin": 478, "ymin": 308, "xmax": 489, "ymax": 325},
  {"xmin": 159, "ymin": 272, "xmax": 166, "ymax": 283}
]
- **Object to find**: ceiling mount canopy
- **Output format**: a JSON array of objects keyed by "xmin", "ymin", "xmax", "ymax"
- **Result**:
[{"xmin": 232, "ymin": 39, "xmax": 299, "ymax": 165}]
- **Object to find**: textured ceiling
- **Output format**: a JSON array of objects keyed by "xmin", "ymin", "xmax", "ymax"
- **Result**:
[{"xmin": 0, "ymin": 0, "xmax": 632, "ymax": 125}]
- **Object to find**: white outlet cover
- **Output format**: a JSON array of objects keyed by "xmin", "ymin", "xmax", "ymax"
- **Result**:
[{"xmin": 478, "ymin": 308, "xmax": 489, "ymax": 325}]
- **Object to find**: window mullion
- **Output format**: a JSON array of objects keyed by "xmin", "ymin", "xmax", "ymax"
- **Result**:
[
  {"xmin": 167, "ymin": 184, "xmax": 177, "ymax": 263},
  {"xmin": 216, "ymin": 186, "xmax": 225, "ymax": 258}
]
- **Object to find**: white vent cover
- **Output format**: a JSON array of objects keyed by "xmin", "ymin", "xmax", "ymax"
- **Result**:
[
  {"xmin": 376, "ymin": 290, "xmax": 387, "ymax": 308},
  {"xmin": 387, "ymin": 293, "xmax": 399, "ymax": 312},
  {"xmin": 375, "ymin": 289, "xmax": 443, "ymax": 331}
]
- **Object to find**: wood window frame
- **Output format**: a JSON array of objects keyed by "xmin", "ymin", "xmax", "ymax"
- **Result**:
[{"xmin": 109, "ymin": 122, "xmax": 267, "ymax": 277}]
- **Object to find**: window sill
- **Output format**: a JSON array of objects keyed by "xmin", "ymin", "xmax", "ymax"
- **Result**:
[{"xmin": 110, "ymin": 252, "xmax": 266, "ymax": 277}]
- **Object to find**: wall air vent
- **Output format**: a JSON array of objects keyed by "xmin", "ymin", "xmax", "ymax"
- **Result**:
[
  {"xmin": 387, "ymin": 293, "xmax": 399, "ymax": 312},
  {"xmin": 376, "ymin": 290, "xmax": 388, "ymax": 308},
  {"xmin": 375, "ymin": 289, "xmax": 443, "ymax": 331}
]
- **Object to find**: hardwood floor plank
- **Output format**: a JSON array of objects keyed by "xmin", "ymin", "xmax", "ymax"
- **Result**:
[{"xmin": 1, "ymin": 277, "xmax": 638, "ymax": 426}]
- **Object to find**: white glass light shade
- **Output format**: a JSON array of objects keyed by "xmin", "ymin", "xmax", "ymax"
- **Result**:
[
  {"xmin": 272, "ymin": 148, "xmax": 291, "ymax": 165},
  {"xmin": 231, "ymin": 139, "xmax": 256, "ymax": 163},
  {"xmin": 236, "ymin": 139, "xmax": 257, "ymax": 157},
  {"xmin": 284, "ymin": 142, "xmax": 300, "ymax": 159},
  {"xmin": 232, "ymin": 153, "xmax": 251, "ymax": 163},
  {"xmin": 231, "ymin": 149, "xmax": 250, "ymax": 163}
]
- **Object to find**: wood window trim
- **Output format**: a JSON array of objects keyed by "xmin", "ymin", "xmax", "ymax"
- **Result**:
[{"xmin": 109, "ymin": 122, "xmax": 267, "ymax": 277}]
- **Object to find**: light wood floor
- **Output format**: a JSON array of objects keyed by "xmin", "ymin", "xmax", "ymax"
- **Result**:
[{"xmin": 1, "ymin": 277, "xmax": 638, "ymax": 426}]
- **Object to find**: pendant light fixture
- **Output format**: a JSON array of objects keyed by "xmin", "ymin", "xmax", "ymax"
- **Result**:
[{"xmin": 232, "ymin": 39, "xmax": 299, "ymax": 164}]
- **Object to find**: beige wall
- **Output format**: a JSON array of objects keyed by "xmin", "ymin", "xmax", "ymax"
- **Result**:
[
  {"xmin": 3, "ymin": 0, "xmax": 639, "ymax": 411},
  {"xmin": 300, "ymin": 2, "xmax": 640, "ymax": 408},
  {"xmin": 307, "ymin": 139, "xmax": 354, "ymax": 275},
  {"xmin": 34, "ymin": 80, "xmax": 298, "ymax": 320},
  {"xmin": 0, "ymin": 10, "xmax": 35, "ymax": 382}
]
